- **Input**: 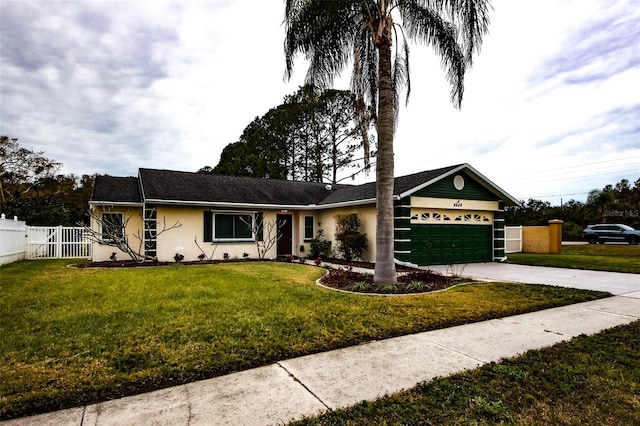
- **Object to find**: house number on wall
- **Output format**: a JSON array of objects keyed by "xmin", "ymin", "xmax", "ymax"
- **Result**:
[{"xmin": 453, "ymin": 200, "xmax": 463, "ymax": 207}]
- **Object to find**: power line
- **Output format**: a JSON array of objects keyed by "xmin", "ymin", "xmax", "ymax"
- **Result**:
[
  {"xmin": 508, "ymin": 163, "xmax": 639, "ymax": 184},
  {"xmin": 520, "ymin": 191, "xmax": 591, "ymax": 200},
  {"xmin": 513, "ymin": 168, "xmax": 639, "ymax": 186},
  {"xmin": 507, "ymin": 155, "xmax": 640, "ymax": 179}
]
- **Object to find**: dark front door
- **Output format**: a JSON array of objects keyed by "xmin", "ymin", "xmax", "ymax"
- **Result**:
[{"xmin": 277, "ymin": 214, "xmax": 293, "ymax": 257}]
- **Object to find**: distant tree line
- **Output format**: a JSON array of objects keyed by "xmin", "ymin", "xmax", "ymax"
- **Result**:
[
  {"xmin": 506, "ymin": 178, "xmax": 640, "ymax": 240},
  {"xmin": 200, "ymin": 86, "xmax": 375, "ymax": 184},
  {"xmin": 1, "ymin": 136, "xmax": 94, "ymax": 226},
  {"xmin": 4, "ymin": 131, "xmax": 637, "ymax": 239}
]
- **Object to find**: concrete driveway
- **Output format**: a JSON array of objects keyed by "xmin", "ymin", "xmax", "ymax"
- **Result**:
[{"xmin": 429, "ymin": 263, "xmax": 640, "ymax": 298}]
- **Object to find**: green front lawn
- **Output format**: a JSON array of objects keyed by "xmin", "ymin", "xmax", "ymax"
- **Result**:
[
  {"xmin": 507, "ymin": 244, "xmax": 640, "ymax": 273},
  {"xmin": 0, "ymin": 260, "xmax": 608, "ymax": 419},
  {"xmin": 292, "ymin": 320, "xmax": 640, "ymax": 425}
]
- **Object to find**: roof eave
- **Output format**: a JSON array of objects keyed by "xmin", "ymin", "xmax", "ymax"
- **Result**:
[
  {"xmin": 397, "ymin": 164, "xmax": 467, "ymax": 199},
  {"xmin": 398, "ymin": 163, "xmax": 520, "ymax": 206},
  {"xmin": 144, "ymin": 197, "xmax": 379, "ymax": 210},
  {"xmin": 89, "ymin": 201, "xmax": 144, "ymax": 208},
  {"xmin": 316, "ymin": 198, "xmax": 377, "ymax": 209},
  {"xmin": 459, "ymin": 164, "xmax": 520, "ymax": 206},
  {"xmin": 144, "ymin": 199, "xmax": 320, "ymax": 210}
]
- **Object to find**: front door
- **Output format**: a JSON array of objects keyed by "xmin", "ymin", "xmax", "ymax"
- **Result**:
[{"xmin": 277, "ymin": 214, "xmax": 293, "ymax": 257}]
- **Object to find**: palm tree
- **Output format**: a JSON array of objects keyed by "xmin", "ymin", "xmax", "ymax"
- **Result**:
[{"xmin": 284, "ymin": 0, "xmax": 491, "ymax": 284}]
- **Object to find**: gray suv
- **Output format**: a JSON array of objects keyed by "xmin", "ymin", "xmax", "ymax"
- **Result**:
[{"xmin": 582, "ymin": 224, "xmax": 640, "ymax": 245}]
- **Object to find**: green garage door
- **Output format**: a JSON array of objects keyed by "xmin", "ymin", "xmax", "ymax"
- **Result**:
[{"xmin": 410, "ymin": 225, "xmax": 492, "ymax": 266}]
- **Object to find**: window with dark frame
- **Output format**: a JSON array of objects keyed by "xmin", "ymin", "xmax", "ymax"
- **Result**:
[
  {"xmin": 304, "ymin": 216, "xmax": 314, "ymax": 240},
  {"xmin": 101, "ymin": 212, "xmax": 124, "ymax": 242}
]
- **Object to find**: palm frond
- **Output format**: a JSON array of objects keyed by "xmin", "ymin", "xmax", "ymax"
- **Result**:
[
  {"xmin": 351, "ymin": 25, "xmax": 379, "ymax": 119},
  {"xmin": 435, "ymin": 0, "xmax": 492, "ymax": 64},
  {"xmin": 399, "ymin": 0, "xmax": 466, "ymax": 108},
  {"xmin": 284, "ymin": 1, "xmax": 361, "ymax": 88},
  {"xmin": 391, "ymin": 23, "xmax": 411, "ymax": 124}
]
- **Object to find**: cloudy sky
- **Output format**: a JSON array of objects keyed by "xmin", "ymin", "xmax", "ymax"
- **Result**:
[{"xmin": 1, "ymin": 0, "xmax": 638, "ymax": 205}]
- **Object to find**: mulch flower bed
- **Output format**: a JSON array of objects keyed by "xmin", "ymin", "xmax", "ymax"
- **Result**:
[
  {"xmin": 75, "ymin": 257, "xmax": 468, "ymax": 295},
  {"xmin": 319, "ymin": 267, "xmax": 469, "ymax": 295},
  {"xmin": 75, "ymin": 259, "xmax": 252, "ymax": 268}
]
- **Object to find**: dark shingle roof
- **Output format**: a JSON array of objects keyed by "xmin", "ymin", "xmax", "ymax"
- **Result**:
[
  {"xmin": 319, "ymin": 164, "xmax": 462, "ymax": 205},
  {"xmin": 91, "ymin": 163, "xmax": 517, "ymax": 207},
  {"xmin": 138, "ymin": 168, "xmax": 351, "ymax": 206},
  {"xmin": 92, "ymin": 176, "xmax": 141, "ymax": 203}
]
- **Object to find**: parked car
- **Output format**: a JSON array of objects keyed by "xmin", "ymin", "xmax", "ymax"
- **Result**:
[{"xmin": 582, "ymin": 224, "xmax": 640, "ymax": 245}]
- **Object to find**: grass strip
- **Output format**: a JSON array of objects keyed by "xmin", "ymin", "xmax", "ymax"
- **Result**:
[
  {"xmin": 507, "ymin": 244, "xmax": 640, "ymax": 273},
  {"xmin": 0, "ymin": 260, "xmax": 608, "ymax": 419},
  {"xmin": 291, "ymin": 320, "xmax": 640, "ymax": 425}
]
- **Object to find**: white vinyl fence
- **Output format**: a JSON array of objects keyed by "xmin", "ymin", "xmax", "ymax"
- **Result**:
[
  {"xmin": 505, "ymin": 225, "xmax": 523, "ymax": 253},
  {"xmin": 0, "ymin": 214, "xmax": 91, "ymax": 265},
  {"xmin": 27, "ymin": 226, "xmax": 91, "ymax": 260},
  {"xmin": 0, "ymin": 214, "xmax": 27, "ymax": 265}
]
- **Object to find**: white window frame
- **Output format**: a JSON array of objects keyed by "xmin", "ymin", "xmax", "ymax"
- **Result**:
[
  {"xmin": 304, "ymin": 215, "xmax": 315, "ymax": 241},
  {"xmin": 212, "ymin": 211, "xmax": 256, "ymax": 242}
]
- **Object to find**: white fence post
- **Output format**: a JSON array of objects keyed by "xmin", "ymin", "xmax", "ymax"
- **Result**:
[
  {"xmin": 0, "ymin": 214, "xmax": 28, "ymax": 265},
  {"xmin": 0, "ymin": 213, "xmax": 4, "ymax": 264},
  {"xmin": 2, "ymin": 220, "xmax": 91, "ymax": 263},
  {"xmin": 26, "ymin": 225, "xmax": 91, "ymax": 260},
  {"xmin": 56, "ymin": 225, "xmax": 62, "ymax": 258},
  {"xmin": 15, "ymin": 216, "xmax": 20, "ymax": 263},
  {"xmin": 505, "ymin": 225, "xmax": 523, "ymax": 253}
]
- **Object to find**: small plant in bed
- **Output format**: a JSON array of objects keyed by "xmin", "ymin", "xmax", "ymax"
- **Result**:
[{"xmin": 320, "ymin": 267, "xmax": 465, "ymax": 294}]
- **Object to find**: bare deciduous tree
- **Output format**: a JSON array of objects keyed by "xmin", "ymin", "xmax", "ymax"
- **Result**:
[
  {"xmin": 241, "ymin": 216, "xmax": 285, "ymax": 260},
  {"xmin": 83, "ymin": 207, "xmax": 181, "ymax": 263},
  {"xmin": 194, "ymin": 236, "xmax": 218, "ymax": 261}
]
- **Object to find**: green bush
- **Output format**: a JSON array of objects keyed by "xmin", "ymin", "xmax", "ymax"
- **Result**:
[
  {"xmin": 309, "ymin": 226, "xmax": 331, "ymax": 258},
  {"xmin": 334, "ymin": 213, "xmax": 368, "ymax": 261},
  {"xmin": 562, "ymin": 221, "xmax": 584, "ymax": 241}
]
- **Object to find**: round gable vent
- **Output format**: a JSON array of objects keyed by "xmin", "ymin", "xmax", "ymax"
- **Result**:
[{"xmin": 453, "ymin": 175, "xmax": 465, "ymax": 190}]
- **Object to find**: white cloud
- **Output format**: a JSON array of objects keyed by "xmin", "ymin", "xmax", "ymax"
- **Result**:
[{"xmin": 0, "ymin": 0, "xmax": 638, "ymax": 205}]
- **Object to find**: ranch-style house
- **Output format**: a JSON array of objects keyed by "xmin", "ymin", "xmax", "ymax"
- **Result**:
[{"xmin": 89, "ymin": 163, "xmax": 519, "ymax": 266}]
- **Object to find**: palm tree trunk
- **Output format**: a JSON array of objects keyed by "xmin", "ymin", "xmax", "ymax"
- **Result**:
[{"xmin": 374, "ymin": 40, "xmax": 397, "ymax": 285}]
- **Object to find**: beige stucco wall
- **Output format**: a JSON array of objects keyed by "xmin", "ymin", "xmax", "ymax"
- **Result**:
[
  {"xmin": 91, "ymin": 203, "xmax": 379, "ymax": 263},
  {"xmin": 522, "ymin": 220, "xmax": 563, "ymax": 254},
  {"xmin": 522, "ymin": 226, "xmax": 550, "ymax": 254},
  {"xmin": 157, "ymin": 206, "xmax": 286, "ymax": 262},
  {"xmin": 296, "ymin": 209, "xmax": 315, "ymax": 256},
  {"xmin": 157, "ymin": 206, "xmax": 381, "ymax": 262},
  {"xmin": 314, "ymin": 205, "xmax": 377, "ymax": 262},
  {"xmin": 90, "ymin": 205, "xmax": 144, "ymax": 262}
]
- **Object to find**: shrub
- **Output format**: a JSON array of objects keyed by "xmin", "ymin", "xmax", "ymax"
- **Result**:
[
  {"xmin": 397, "ymin": 269, "xmax": 450, "ymax": 285},
  {"xmin": 334, "ymin": 213, "xmax": 368, "ymax": 261},
  {"xmin": 562, "ymin": 221, "xmax": 584, "ymax": 241},
  {"xmin": 347, "ymin": 281, "xmax": 372, "ymax": 292},
  {"xmin": 309, "ymin": 226, "xmax": 331, "ymax": 258},
  {"xmin": 320, "ymin": 268, "xmax": 373, "ymax": 288},
  {"xmin": 319, "ymin": 267, "xmax": 461, "ymax": 294}
]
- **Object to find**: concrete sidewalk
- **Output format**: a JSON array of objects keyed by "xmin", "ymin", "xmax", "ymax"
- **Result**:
[{"xmin": 4, "ymin": 294, "xmax": 639, "ymax": 426}]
